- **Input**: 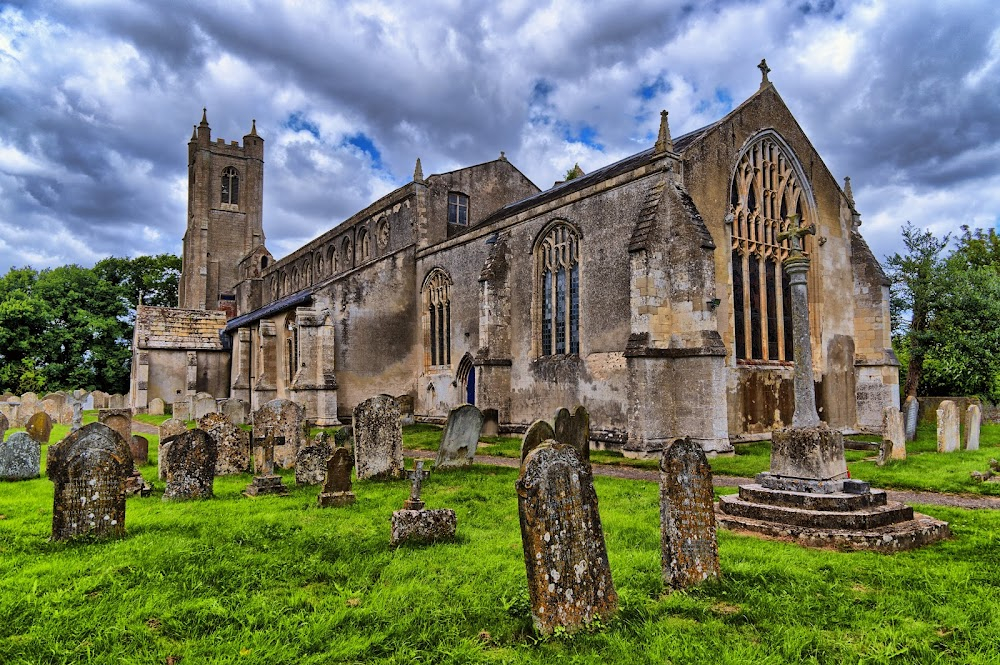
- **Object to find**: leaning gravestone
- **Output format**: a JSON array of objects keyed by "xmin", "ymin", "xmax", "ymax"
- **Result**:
[
  {"xmin": 318, "ymin": 447, "xmax": 356, "ymax": 507},
  {"xmin": 148, "ymin": 398, "xmax": 165, "ymax": 416},
  {"xmin": 295, "ymin": 435, "xmax": 334, "ymax": 485},
  {"xmin": 198, "ymin": 413, "xmax": 250, "ymax": 475},
  {"xmin": 252, "ymin": 399, "xmax": 306, "ymax": 469},
  {"xmin": 99, "ymin": 409, "xmax": 132, "ymax": 449},
  {"xmin": 435, "ymin": 404, "xmax": 484, "ymax": 469},
  {"xmin": 883, "ymin": 407, "xmax": 906, "ymax": 461},
  {"xmin": 353, "ymin": 395, "xmax": 404, "ymax": 480},
  {"xmin": 965, "ymin": 404, "xmax": 982, "ymax": 451},
  {"xmin": 516, "ymin": 441, "xmax": 617, "ymax": 634},
  {"xmin": 659, "ymin": 438, "xmax": 719, "ymax": 589},
  {"xmin": 158, "ymin": 419, "xmax": 188, "ymax": 480},
  {"xmin": 47, "ymin": 423, "xmax": 133, "ymax": 541},
  {"xmin": 0, "ymin": 432, "xmax": 41, "ymax": 480},
  {"xmin": 221, "ymin": 398, "xmax": 249, "ymax": 425},
  {"xmin": 520, "ymin": 419, "xmax": 555, "ymax": 462},
  {"xmin": 162, "ymin": 429, "xmax": 217, "ymax": 501},
  {"xmin": 937, "ymin": 400, "xmax": 960, "ymax": 453},
  {"xmin": 903, "ymin": 395, "xmax": 918, "ymax": 442},
  {"xmin": 26, "ymin": 411, "xmax": 53, "ymax": 444},
  {"xmin": 554, "ymin": 406, "xmax": 590, "ymax": 463},
  {"xmin": 0, "ymin": 412, "xmax": 7, "ymax": 441},
  {"xmin": 130, "ymin": 435, "xmax": 149, "ymax": 465}
]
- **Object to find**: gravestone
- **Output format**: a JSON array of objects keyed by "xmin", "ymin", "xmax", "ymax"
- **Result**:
[
  {"xmin": 130, "ymin": 435, "xmax": 149, "ymax": 465},
  {"xmin": 965, "ymin": 404, "xmax": 981, "ymax": 451},
  {"xmin": 903, "ymin": 395, "xmax": 918, "ymax": 442},
  {"xmin": 47, "ymin": 423, "xmax": 133, "ymax": 541},
  {"xmin": 334, "ymin": 427, "xmax": 353, "ymax": 450},
  {"xmin": 252, "ymin": 399, "xmax": 306, "ymax": 469},
  {"xmin": 0, "ymin": 432, "xmax": 41, "ymax": 480},
  {"xmin": 99, "ymin": 409, "xmax": 132, "ymax": 449},
  {"xmin": 244, "ymin": 434, "xmax": 289, "ymax": 496},
  {"xmin": 0, "ymin": 412, "xmax": 7, "ymax": 440},
  {"xmin": 26, "ymin": 411, "xmax": 53, "ymax": 444},
  {"xmin": 148, "ymin": 398, "xmax": 165, "ymax": 416},
  {"xmin": 158, "ymin": 419, "xmax": 187, "ymax": 480},
  {"xmin": 516, "ymin": 441, "xmax": 617, "ymax": 634},
  {"xmin": 193, "ymin": 393, "xmax": 217, "ymax": 420},
  {"xmin": 883, "ymin": 407, "xmax": 906, "ymax": 461},
  {"xmin": 20, "ymin": 392, "xmax": 39, "ymax": 417},
  {"xmin": 162, "ymin": 429, "xmax": 217, "ymax": 501},
  {"xmin": 520, "ymin": 419, "xmax": 555, "ymax": 462},
  {"xmin": 90, "ymin": 391, "xmax": 109, "ymax": 409},
  {"xmin": 199, "ymin": 412, "xmax": 251, "ymax": 475},
  {"xmin": 69, "ymin": 393, "xmax": 85, "ymax": 431},
  {"xmin": 41, "ymin": 398, "xmax": 63, "ymax": 423},
  {"xmin": 435, "ymin": 404, "xmax": 484, "ymax": 469},
  {"xmin": 295, "ymin": 435, "xmax": 334, "ymax": 485},
  {"xmin": 390, "ymin": 460, "xmax": 457, "ymax": 546},
  {"xmin": 936, "ymin": 400, "xmax": 960, "ymax": 453},
  {"xmin": 482, "ymin": 408, "xmax": 499, "ymax": 437},
  {"xmin": 159, "ymin": 418, "xmax": 187, "ymax": 440},
  {"xmin": 221, "ymin": 398, "xmax": 250, "ymax": 425},
  {"xmin": 172, "ymin": 397, "xmax": 193, "ymax": 421},
  {"xmin": 397, "ymin": 394, "xmax": 415, "ymax": 426},
  {"xmin": 876, "ymin": 438, "xmax": 892, "ymax": 467},
  {"xmin": 659, "ymin": 438, "xmax": 720, "ymax": 589},
  {"xmin": 554, "ymin": 406, "xmax": 590, "ymax": 463},
  {"xmin": 57, "ymin": 404, "xmax": 73, "ymax": 426},
  {"xmin": 352, "ymin": 394, "xmax": 404, "ymax": 480},
  {"xmin": 318, "ymin": 447, "xmax": 356, "ymax": 507}
]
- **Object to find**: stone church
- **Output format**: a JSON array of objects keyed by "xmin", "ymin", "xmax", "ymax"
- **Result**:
[{"xmin": 130, "ymin": 63, "xmax": 899, "ymax": 455}]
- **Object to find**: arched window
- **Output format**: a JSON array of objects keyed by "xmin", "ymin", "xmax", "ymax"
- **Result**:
[
  {"xmin": 221, "ymin": 166, "xmax": 239, "ymax": 205},
  {"xmin": 357, "ymin": 227, "xmax": 371, "ymax": 262},
  {"xmin": 448, "ymin": 192, "xmax": 470, "ymax": 226},
  {"xmin": 328, "ymin": 245, "xmax": 337, "ymax": 275},
  {"xmin": 729, "ymin": 134, "xmax": 811, "ymax": 362},
  {"xmin": 422, "ymin": 269, "xmax": 452, "ymax": 367},
  {"xmin": 342, "ymin": 236, "xmax": 353, "ymax": 269},
  {"xmin": 535, "ymin": 222, "xmax": 580, "ymax": 356}
]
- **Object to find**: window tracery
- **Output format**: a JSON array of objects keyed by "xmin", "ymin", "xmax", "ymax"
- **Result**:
[
  {"xmin": 422, "ymin": 269, "xmax": 452, "ymax": 367},
  {"xmin": 221, "ymin": 166, "xmax": 239, "ymax": 206},
  {"xmin": 535, "ymin": 222, "xmax": 580, "ymax": 356}
]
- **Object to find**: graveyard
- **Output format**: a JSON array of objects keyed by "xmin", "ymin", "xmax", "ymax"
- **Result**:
[{"xmin": 1, "ymin": 409, "xmax": 999, "ymax": 664}]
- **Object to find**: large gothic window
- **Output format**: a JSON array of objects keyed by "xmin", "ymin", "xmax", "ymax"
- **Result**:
[
  {"xmin": 729, "ymin": 134, "xmax": 810, "ymax": 362},
  {"xmin": 536, "ymin": 222, "xmax": 580, "ymax": 356},
  {"xmin": 221, "ymin": 166, "xmax": 239, "ymax": 205},
  {"xmin": 423, "ymin": 269, "xmax": 452, "ymax": 367}
]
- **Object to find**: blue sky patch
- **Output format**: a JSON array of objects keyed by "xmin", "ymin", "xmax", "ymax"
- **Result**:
[
  {"xmin": 284, "ymin": 112, "xmax": 320, "ymax": 139},
  {"xmin": 344, "ymin": 133, "xmax": 383, "ymax": 170},
  {"xmin": 562, "ymin": 124, "xmax": 604, "ymax": 151},
  {"xmin": 638, "ymin": 75, "xmax": 670, "ymax": 101}
]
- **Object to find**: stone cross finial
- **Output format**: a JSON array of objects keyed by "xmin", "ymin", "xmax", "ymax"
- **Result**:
[
  {"xmin": 758, "ymin": 59, "xmax": 771, "ymax": 88},
  {"xmin": 500, "ymin": 150, "xmax": 507, "ymax": 161},
  {"xmin": 654, "ymin": 110, "xmax": 673, "ymax": 153},
  {"xmin": 777, "ymin": 214, "xmax": 815, "ymax": 254},
  {"xmin": 200, "ymin": 107, "xmax": 209, "ymax": 126}
]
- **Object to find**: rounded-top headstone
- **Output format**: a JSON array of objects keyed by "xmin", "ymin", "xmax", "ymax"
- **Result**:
[
  {"xmin": 252, "ymin": 399, "xmax": 306, "ymax": 469},
  {"xmin": 435, "ymin": 404, "xmax": 484, "ymax": 469},
  {"xmin": 0, "ymin": 412, "xmax": 8, "ymax": 441},
  {"xmin": 162, "ymin": 429, "xmax": 217, "ymax": 501},
  {"xmin": 352, "ymin": 394, "xmax": 403, "ymax": 480},
  {"xmin": 26, "ymin": 411, "xmax": 53, "ymax": 444},
  {"xmin": 520, "ymin": 419, "xmax": 554, "ymax": 462},
  {"xmin": 199, "ymin": 412, "xmax": 250, "ymax": 475},
  {"xmin": 554, "ymin": 405, "xmax": 590, "ymax": 462},
  {"xmin": 0, "ymin": 432, "xmax": 41, "ymax": 480},
  {"xmin": 659, "ymin": 438, "xmax": 720, "ymax": 589}
]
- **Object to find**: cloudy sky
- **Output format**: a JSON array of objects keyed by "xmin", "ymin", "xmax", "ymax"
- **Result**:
[{"xmin": 1, "ymin": 0, "xmax": 998, "ymax": 275}]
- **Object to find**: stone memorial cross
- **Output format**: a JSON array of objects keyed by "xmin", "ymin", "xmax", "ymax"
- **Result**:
[
  {"xmin": 777, "ymin": 214, "xmax": 819, "ymax": 428},
  {"xmin": 404, "ymin": 460, "xmax": 431, "ymax": 510}
]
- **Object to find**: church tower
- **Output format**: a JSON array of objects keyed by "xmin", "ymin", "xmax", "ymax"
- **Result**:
[{"xmin": 178, "ymin": 110, "xmax": 265, "ymax": 310}]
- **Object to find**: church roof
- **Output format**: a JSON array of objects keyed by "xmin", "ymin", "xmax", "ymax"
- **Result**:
[{"xmin": 135, "ymin": 306, "xmax": 228, "ymax": 350}]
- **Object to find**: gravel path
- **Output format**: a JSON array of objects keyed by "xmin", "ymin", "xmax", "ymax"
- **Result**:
[{"xmin": 404, "ymin": 449, "xmax": 1000, "ymax": 510}]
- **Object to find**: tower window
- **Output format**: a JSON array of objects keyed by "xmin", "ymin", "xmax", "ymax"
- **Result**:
[
  {"xmin": 221, "ymin": 166, "xmax": 239, "ymax": 205},
  {"xmin": 448, "ymin": 192, "xmax": 469, "ymax": 226}
]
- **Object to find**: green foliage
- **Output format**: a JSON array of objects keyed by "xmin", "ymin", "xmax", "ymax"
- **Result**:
[{"xmin": 0, "ymin": 255, "xmax": 180, "ymax": 394}]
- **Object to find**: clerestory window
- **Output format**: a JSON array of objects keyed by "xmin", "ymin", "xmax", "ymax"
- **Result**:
[
  {"xmin": 536, "ymin": 222, "xmax": 580, "ymax": 356},
  {"xmin": 221, "ymin": 166, "xmax": 239, "ymax": 206},
  {"xmin": 729, "ymin": 134, "xmax": 811, "ymax": 362},
  {"xmin": 448, "ymin": 192, "xmax": 469, "ymax": 226}
]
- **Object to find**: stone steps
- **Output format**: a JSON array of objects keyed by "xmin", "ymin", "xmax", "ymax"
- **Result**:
[
  {"xmin": 719, "ymin": 493, "xmax": 914, "ymax": 530},
  {"xmin": 737, "ymin": 483, "xmax": 888, "ymax": 511}
]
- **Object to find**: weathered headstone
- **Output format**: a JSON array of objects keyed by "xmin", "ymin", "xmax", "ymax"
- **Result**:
[
  {"xmin": 0, "ymin": 432, "xmax": 41, "ymax": 480},
  {"xmin": 158, "ymin": 419, "xmax": 188, "ymax": 481},
  {"xmin": 334, "ymin": 427, "xmax": 353, "ymax": 450},
  {"xmin": 171, "ymin": 397, "xmax": 192, "ymax": 422},
  {"xmin": 937, "ymin": 400, "xmax": 960, "ymax": 453},
  {"xmin": 130, "ymin": 435, "xmax": 149, "ymax": 465},
  {"xmin": 0, "ymin": 400, "xmax": 20, "ymax": 429},
  {"xmin": 91, "ymin": 391, "xmax": 109, "ymax": 410},
  {"xmin": 221, "ymin": 398, "xmax": 249, "ymax": 425},
  {"xmin": 520, "ymin": 419, "xmax": 555, "ymax": 462},
  {"xmin": 435, "ymin": 404, "xmax": 484, "ymax": 469},
  {"xmin": 98, "ymin": 409, "xmax": 132, "ymax": 449},
  {"xmin": 903, "ymin": 395, "xmax": 918, "ymax": 442},
  {"xmin": 244, "ymin": 434, "xmax": 289, "ymax": 496},
  {"xmin": 554, "ymin": 405, "xmax": 590, "ymax": 462},
  {"xmin": 69, "ymin": 393, "xmax": 84, "ymax": 432},
  {"xmin": 516, "ymin": 441, "xmax": 617, "ymax": 634},
  {"xmin": 390, "ymin": 459, "xmax": 457, "ymax": 546},
  {"xmin": 193, "ymin": 393, "xmax": 217, "ymax": 420},
  {"xmin": 397, "ymin": 394, "xmax": 415, "ymax": 426},
  {"xmin": 876, "ymin": 438, "xmax": 892, "ymax": 467},
  {"xmin": 108, "ymin": 394, "xmax": 126, "ymax": 409},
  {"xmin": 317, "ymin": 447, "xmax": 356, "ymax": 507},
  {"xmin": 0, "ymin": 412, "xmax": 7, "ymax": 441},
  {"xmin": 26, "ymin": 411, "xmax": 53, "ymax": 444},
  {"xmin": 252, "ymin": 399, "xmax": 306, "ymax": 469},
  {"xmin": 148, "ymin": 398, "xmax": 166, "ymax": 416},
  {"xmin": 659, "ymin": 438, "xmax": 719, "ymax": 589},
  {"xmin": 57, "ymin": 403, "xmax": 73, "ymax": 426},
  {"xmin": 295, "ymin": 435, "xmax": 334, "ymax": 485},
  {"xmin": 965, "ymin": 404, "xmax": 982, "ymax": 451},
  {"xmin": 482, "ymin": 408, "xmax": 499, "ymax": 437},
  {"xmin": 883, "ymin": 407, "xmax": 906, "ymax": 461},
  {"xmin": 352, "ymin": 394, "xmax": 404, "ymax": 480},
  {"xmin": 47, "ymin": 423, "xmax": 132, "ymax": 541},
  {"xmin": 162, "ymin": 429, "xmax": 217, "ymax": 501},
  {"xmin": 199, "ymin": 413, "xmax": 251, "ymax": 475}
]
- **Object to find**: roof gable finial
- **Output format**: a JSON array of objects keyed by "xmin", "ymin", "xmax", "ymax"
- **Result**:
[
  {"xmin": 191, "ymin": 125, "xmax": 197, "ymax": 141},
  {"xmin": 250, "ymin": 118, "xmax": 258, "ymax": 137},
  {"xmin": 654, "ymin": 109, "xmax": 673, "ymax": 153},
  {"xmin": 414, "ymin": 157, "xmax": 424, "ymax": 182},
  {"xmin": 758, "ymin": 59, "xmax": 771, "ymax": 88}
]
